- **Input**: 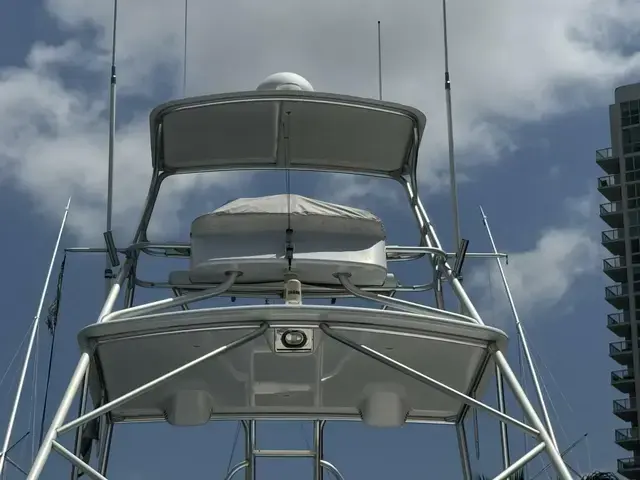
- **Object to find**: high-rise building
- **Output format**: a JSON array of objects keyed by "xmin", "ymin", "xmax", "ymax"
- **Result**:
[{"xmin": 601, "ymin": 82, "xmax": 640, "ymax": 479}]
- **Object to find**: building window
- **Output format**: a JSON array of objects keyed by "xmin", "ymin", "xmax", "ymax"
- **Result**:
[
  {"xmin": 627, "ymin": 183, "xmax": 640, "ymax": 199},
  {"xmin": 622, "ymin": 100, "xmax": 640, "ymax": 127},
  {"xmin": 625, "ymin": 156, "xmax": 640, "ymax": 172},
  {"xmin": 629, "ymin": 211, "xmax": 640, "ymax": 224},
  {"xmin": 623, "ymin": 126, "xmax": 640, "ymax": 154}
]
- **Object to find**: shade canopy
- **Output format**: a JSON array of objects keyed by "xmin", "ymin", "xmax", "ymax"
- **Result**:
[{"xmin": 149, "ymin": 90, "xmax": 427, "ymax": 179}]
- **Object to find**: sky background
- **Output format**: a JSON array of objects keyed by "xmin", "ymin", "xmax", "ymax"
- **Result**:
[{"xmin": 1, "ymin": 0, "xmax": 640, "ymax": 478}]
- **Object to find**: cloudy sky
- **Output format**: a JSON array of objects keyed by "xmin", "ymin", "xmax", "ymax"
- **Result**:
[{"xmin": 0, "ymin": 0, "xmax": 639, "ymax": 478}]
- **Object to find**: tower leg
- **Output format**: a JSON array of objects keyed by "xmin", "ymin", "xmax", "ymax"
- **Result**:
[
  {"xmin": 491, "ymin": 350, "xmax": 572, "ymax": 480},
  {"xmin": 244, "ymin": 421, "xmax": 256, "ymax": 480},
  {"xmin": 456, "ymin": 422, "xmax": 472, "ymax": 480},
  {"xmin": 313, "ymin": 421, "xmax": 325, "ymax": 480},
  {"xmin": 27, "ymin": 262, "xmax": 132, "ymax": 480}
]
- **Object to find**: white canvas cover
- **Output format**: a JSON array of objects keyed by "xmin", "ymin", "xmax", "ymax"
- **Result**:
[
  {"xmin": 189, "ymin": 194, "xmax": 388, "ymax": 285},
  {"xmin": 191, "ymin": 194, "xmax": 385, "ymax": 238}
]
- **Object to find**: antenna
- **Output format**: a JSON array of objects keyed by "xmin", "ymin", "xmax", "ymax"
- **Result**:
[
  {"xmin": 183, "ymin": 0, "xmax": 188, "ymax": 95},
  {"xmin": 0, "ymin": 198, "xmax": 71, "ymax": 477},
  {"xmin": 104, "ymin": 0, "xmax": 119, "ymax": 299},
  {"xmin": 377, "ymin": 21, "xmax": 383, "ymax": 100},
  {"xmin": 441, "ymin": 0, "xmax": 461, "ymax": 251}
]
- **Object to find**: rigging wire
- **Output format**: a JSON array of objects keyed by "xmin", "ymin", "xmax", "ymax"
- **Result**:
[
  {"xmin": 38, "ymin": 327, "xmax": 58, "ymax": 449},
  {"xmin": 584, "ymin": 434, "xmax": 593, "ymax": 473},
  {"xmin": 524, "ymin": 329, "xmax": 584, "ymax": 475},
  {"xmin": 29, "ymin": 325, "xmax": 40, "ymax": 461},
  {"xmin": 224, "ymin": 421, "xmax": 242, "ymax": 475},
  {"xmin": 0, "ymin": 328, "xmax": 31, "ymax": 390},
  {"xmin": 39, "ymin": 252, "xmax": 67, "ymax": 447}
]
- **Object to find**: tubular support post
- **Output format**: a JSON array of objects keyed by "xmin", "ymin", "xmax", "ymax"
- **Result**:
[
  {"xmin": 456, "ymin": 422, "xmax": 472, "ymax": 480},
  {"xmin": 70, "ymin": 372, "xmax": 90, "ymax": 480},
  {"xmin": 224, "ymin": 461, "xmax": 249, "ymax": 480},
  {"xmin": 245, "ymin": 420, "xmax": 256, "ymax": 480},
  {"xmin": 27, "ymin": 258, "xmax": 132, "ymax": 480},
  {"xmin": 490, "ymin": 349, "xmax": 571, "ymax": 480},
  {"xmin": 102, "ymin": 271, "xmax": 239, "ymax": 322},
  {"xmin": 313, "ymin": 420, "xmax": 325, "ymax": 480},
  {"xmin": 52, "ymin": 441, "xmax": 107, "ymax": 480},
  {"xmin": 98, "ymin": 421, "xmax": 113, "ymax": 475},
  {"xmin": 495, "ymin": 366, "xmax": 510, "ymax": 470},
  {"xmin": 492, "ymin": 442, "xmax": 546, "ymax": 480},
  {"xmin": 336, "ymin": 273, "xmax": 477, "ymax": 323}
]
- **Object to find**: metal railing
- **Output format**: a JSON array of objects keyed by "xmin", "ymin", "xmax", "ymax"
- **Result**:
[
  {"xmin": 618, "ymin": 457, "xmax": 640, "ymax": 471},
  {"xmin": 606, "ymin": 284, "xmax": 628, "ymax": 298},
  {"xmin": 612, "ymin": 368, "xmax": 634, "ymax": 382},
  {"xmin": 608, "ymin": 313, "xmax": 630, "ymax": 326},
  {"xmin": 610, "ymin": 341, "xmax": 633, "ymax": 355},
  {"xmin": 614, "ymin": 398, "xmax": 637, "ymax": 412},
  {"xmin": 597, "ymin": 147, "xmax": 614, "ymax": 161},
  {"xmin": 604, "ymin": 257, "xmax": 625, "ymax": 270},
  {"xmin": 598, "ymin": 174, "xmax": 620, "ymax": 188},
  {"xmin": 600, "ymin": 201, "xmax": 623, "ymax": 215},
  {"xmin": 602, "ymin": 229, "xmax": 623, "ymax": 243},
  {"xmin": 616, "ymin": 427, "xmax": 639, "ymax": 442}
]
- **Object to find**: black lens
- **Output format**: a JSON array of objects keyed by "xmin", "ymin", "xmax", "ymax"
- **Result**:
[{"xmin": 281, "ymin": 330, "xmax": 307, "ymax": 348}]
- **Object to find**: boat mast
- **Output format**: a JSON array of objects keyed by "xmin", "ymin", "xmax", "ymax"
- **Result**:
[
  {"xmin": 377, "ymin": 20, "xmax": 383, "ymax": 101},
  {"xmin": 0, "ymin": 198, "xmax": 71, "ymax": 477},
  {"xmin": 439, "ymin": 1, "xmax": 511, "ymax": 469},
  {"xmin": 183, "ymin": 0, "xmax": 188, "ymax": 96},
  {"xmin": 104, "ymin": 0, "xmax": 119, "ymax": 298},
  {"xmin": 441, "ymin": 0, "xmax": 461, "ymax": 251}
]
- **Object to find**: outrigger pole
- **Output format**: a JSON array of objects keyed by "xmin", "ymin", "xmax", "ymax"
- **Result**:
[
  {"xmin": 0, "ymin": 198, "xmax": 71, "ymax": 477},
  {"xmin": 479, "ymin": 205, "xmax": 559, "ymax": 451}
]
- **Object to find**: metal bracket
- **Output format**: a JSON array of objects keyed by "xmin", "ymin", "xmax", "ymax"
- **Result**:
[
  {"xmin": 452, "ymin": 238, "xmax": 469, "ymax": 280},
  {"xmin": 102, "ymin": 231, "xmax": 120, "ymax": 267}
]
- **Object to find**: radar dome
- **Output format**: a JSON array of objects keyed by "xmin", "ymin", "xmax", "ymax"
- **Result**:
[{"xmin": 257, "ymin": 72, "xmax": 314, "ymax": 92}]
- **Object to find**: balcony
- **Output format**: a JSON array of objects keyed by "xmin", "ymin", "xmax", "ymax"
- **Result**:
[
  {"xmin": 604, "ymin": 256, "xmax": 627, "ymax": 282},
  {"xmin": 611, "ymin": 340, "xmax": 634, "ymax": 366},
  {"xmin": 619, "ymin": 457, "xmax": 640, "ymax": 479},
  {"xmin": 616, "ymin": 427, "xmax": 640, "ymax": 450},
  {"xmin": 601, "ymin": 201, "xmax": 624, "ymax": 228},
  {"xmin": 612, "ymin": 369, "xmax": 636, "ymax": 394},
  {"xmin": 597, "ymin": 147, "xmax": 618, "ymax": 174},
  {"xmin": 598, "ymin": 174, "xmax": 622, "ymax": 201},
  {"xmin": 606, "ymin": 284, "xmax": 629, "ymax": 309},
  {"xmin": 602, "ymin": 229, "xmax": 626, "ymax": 256},
  {"xmin": 614, "ymin": 398, "xmax": 638, "ymax": 422},
  {"xmin": 608, "ymin": 313, "xmax": 633, "ymax": 337}
]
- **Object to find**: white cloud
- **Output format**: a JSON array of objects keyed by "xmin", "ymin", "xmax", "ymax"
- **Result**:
[
  {"xmin": 467, "ymin": 192, "xmax": 601, "ymax": 322},
  {"xmin": 0, "ymin": 0, "xmax": 639, "ymax": 239}
]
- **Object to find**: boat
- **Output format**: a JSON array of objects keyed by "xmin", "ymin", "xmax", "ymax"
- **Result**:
[{"xmin": 0, "ymin": 69, "xmax": 574, "ymax": 480}]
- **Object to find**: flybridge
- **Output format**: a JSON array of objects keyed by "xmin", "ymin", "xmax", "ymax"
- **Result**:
[{"xmin": 0, "ymin": 70, "xmax": 574, "ymax": 480}]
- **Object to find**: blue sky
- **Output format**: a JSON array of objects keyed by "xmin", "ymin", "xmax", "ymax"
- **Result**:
[{"xmin": 1, "ymin": 0, "xmax": 640, "ymax": 478}]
